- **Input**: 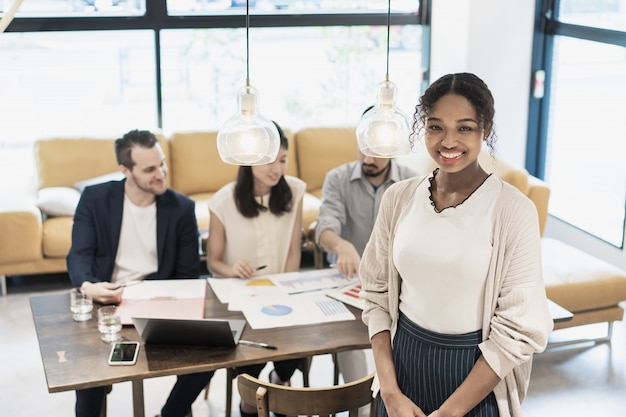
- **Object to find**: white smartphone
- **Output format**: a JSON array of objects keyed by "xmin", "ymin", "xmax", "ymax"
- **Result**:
[{"xmin": 108, "ymin": 341, "xmax": 140, "ymax": 366}]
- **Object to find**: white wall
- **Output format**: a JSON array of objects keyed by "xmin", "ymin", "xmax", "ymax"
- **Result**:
[
  {"xmin": 430, "ymin": 0, "xmax": 535, "ymax": 167},
  {"xmin": 430, "ymin": 0, "xmax": 626, "ymax": 270}
]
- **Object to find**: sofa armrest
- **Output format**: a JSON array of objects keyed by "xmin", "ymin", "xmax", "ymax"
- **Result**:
[
  {"xmin": 0, "ymin": 203, "xmax": 43, "ymax": 266},
  {"xmin": 527, "ymin": 175, "xmax": 550, "ymax": 237}
]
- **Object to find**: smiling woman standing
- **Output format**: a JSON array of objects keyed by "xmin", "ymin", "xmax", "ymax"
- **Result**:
[
  {"xmin": 359, "ymin": 73, "xmax": 554, "ymax": 417},
  {"xmin": 206, "ymin": 121, "xmax": 305, "ymax": 417}
]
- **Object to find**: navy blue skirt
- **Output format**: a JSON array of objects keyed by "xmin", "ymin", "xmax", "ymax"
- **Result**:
[{"xmin": 378, "ymin": 313, "xmax": 499, "ymax": 417}]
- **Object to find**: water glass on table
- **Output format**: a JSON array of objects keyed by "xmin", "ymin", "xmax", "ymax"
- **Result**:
[
  {"xmin": 98, "ymin": 305, "xmax": 122, "ymax": 343},
  {"xmin": 70, "ymin": 288, "xmax": 93, "ymax": 322}
]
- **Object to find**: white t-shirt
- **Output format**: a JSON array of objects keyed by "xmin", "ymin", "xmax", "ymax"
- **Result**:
[
  {"xmin": 394, "ymin": 174, "xmax": 498, "ymax": 334},
  {"xmin": 111, "ymin": 195, "xmax": 158, "ymax": 285}
]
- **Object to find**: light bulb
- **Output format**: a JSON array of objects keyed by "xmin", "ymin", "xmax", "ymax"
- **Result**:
[
  {"xmin": 356, "ymin": 80, "xmax": 410, "ymax": 158},
  {"xmin": 217, "ymin": 85, "xmax": 280, "ymax": 165}
]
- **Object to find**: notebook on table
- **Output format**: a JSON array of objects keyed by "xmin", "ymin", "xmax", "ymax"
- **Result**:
[{"xmin": 131, "ymin": 316, "xmax": 246, "ymax": 347}]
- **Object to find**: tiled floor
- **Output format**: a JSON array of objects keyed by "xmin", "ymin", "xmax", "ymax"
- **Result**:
[{"xmin": 2, "ymin": 273, "xmax": 625, "ymax": 417}]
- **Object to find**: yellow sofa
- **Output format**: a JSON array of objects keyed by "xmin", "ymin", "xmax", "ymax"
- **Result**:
[
  {"xmin": 2, "ymin": 129, "xmax": 626, "ymax": 344},
  {"xmin": 0, "ymin": 127, "xmax": 359, "ymax": 295}
]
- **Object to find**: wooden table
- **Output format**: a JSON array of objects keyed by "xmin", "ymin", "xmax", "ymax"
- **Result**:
[{"xmin": 30, "ymin": 287, "xmax": 370, "ymax": 417}]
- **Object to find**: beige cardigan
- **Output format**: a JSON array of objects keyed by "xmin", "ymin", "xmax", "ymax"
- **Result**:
[{"xmin": 360, "ymin": 175, "xmax": 554, "ymax": 417}]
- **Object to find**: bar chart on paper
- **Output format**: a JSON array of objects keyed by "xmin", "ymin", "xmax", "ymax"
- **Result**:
[
  {"xmin": 317, "ymin": 298, "xmax": 352, "ymax": 316},
  {"xmin": 269, "ymin": 268, "xmax": 357, "ymax": 295},
  {"xmin": 326, "ymin": 283, "xmax": 365, "ymax": 310}
]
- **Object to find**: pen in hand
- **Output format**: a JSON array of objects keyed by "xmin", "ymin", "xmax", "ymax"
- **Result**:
[
  {"xmin": 239, "ymin": 340, "xmax": 277, "ymax": 350},
  {"xmin": 256, "ymin": 265, "xmax": 267, "ymax": 271}
]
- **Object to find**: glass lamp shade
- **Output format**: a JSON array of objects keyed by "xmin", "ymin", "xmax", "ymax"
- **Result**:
[
  {"xmin": 217, "ymin": 85, "xmax": 280, "ymax": 165},
  {"xmin": 356, "ymin": 80, "xmax": 411, "ymax": 158}
]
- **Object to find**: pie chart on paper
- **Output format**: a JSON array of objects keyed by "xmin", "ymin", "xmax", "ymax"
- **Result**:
[{"xmin": 261, "ymin": 304, "xmax": 293, "ymax": 316}]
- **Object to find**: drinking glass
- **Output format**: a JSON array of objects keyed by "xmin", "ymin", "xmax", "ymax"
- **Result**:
[
  {"xmin": 70, "ymin": 288, "xmax": 93, "ymax": 322},
  {"xmin": 98, "ymin": 306, "xmax": 122, "ymax": 343}
]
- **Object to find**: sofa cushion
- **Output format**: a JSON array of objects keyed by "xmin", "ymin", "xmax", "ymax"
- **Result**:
[
  {"xmin": 542, "ymin": 237, "xmax": 626, "ymax": 312},
  {"xmin": 0, "ymin": 207, "xmax": 43, "ymax": 264},
  {"xmin": 74, "ymin": 172, "xmax": 124, "ymax": 193},
  {"xmin": 170, "ymin": 130, "xmax": 299, "ymax": 197},
  {"xmin": 42, "ymin": 217, "xmax": 74, "ymax": 258},
  {"xmin": 35, "ymin": 136, "xmax": 172, "ymax": 190},
  {"xmin": 35, "ymin": 138, "xmax": 120, "ymax": 189},
  {"xmin": 295, "ymin": 127, "xmax": 358, "ymax": 194},
  {"xmin": 169, "ymin": 132, "xmax": 238, "ymax": 196},
  {"xmin": 36, "ymin": 187, "xmax": 81, "ymax": 217}
]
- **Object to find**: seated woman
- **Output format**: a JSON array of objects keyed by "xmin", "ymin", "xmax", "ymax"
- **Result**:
[{"xmin": 207, "ymin": 121, "xmax": 305, "ymax": 417}]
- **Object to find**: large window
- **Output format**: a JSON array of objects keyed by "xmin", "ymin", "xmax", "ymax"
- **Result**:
[
  {"xmin": 1, "ymin": 0, "xmax": 428, "ymax": 190},
  {"xmin": 528, "ymin": 0, "xmax": 626, "ymax": 247},
  {"xmin": 0, "ymin": 0, "xmax": 428, "ymax": 145},
  {"xmin": 159, "ymin": 25, "xmax": 423, "ymax": 133},
  {"xmin": 0, "ymin": 30, "xmax": 157, "ymax": 142}
]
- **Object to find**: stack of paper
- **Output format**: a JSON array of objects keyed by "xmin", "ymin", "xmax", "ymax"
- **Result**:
[
  {"xmin": 207, "ymin": 268, "xmax": 358, "ymax": 329},
  {"xmin": 116, "ymin": 279, "xmax": 207, "ymax": 325}
]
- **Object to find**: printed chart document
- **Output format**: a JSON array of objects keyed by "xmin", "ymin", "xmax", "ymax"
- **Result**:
[
  {"xmin": 116, "ymin": 279, "xmax": 207, "ymax": 325},
  {"xmin": 269, "ymin": 268, "xmax": 358, "ymax": 295},
  {"xmin": 207, "ymin": 276, "xmax": 287, "ymax": 311},
  {"xmin": 326, "ymin": 282, "xmax": 365, "ymax": 310},
  {"xmin": 241, "ymin": 292, "xmax": 355, "ymax": 329},
  {"xmin": 208, "ymin": 269, "xmax": 358, "ymax": 329}
]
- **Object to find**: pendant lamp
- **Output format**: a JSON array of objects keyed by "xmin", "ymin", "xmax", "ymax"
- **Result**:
[
  {"xmin": 356, "ymin": 0, "xmax": 410, "ymax": 158},
  {"xmin": 216, "ymin": 1, "xmax": 280, "ymax": 165}
]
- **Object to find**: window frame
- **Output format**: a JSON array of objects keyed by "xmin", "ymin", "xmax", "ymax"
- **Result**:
[
  {"xmin": 4, "ymin": 0, "xmax": 431, "ymax": 128},
  {"xmin": 527, "ymin": 0, "xmax": 626, "ymax": 247}
]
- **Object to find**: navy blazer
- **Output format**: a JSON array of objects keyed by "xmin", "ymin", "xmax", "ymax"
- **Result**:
[{"xmin": 67, "ymin": 180, "xmax": 200, "ymax": 287}]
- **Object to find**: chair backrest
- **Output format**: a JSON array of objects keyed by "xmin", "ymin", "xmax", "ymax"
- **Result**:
[{"xmin": 237, "ymin": 372, "xmax": 377, "ymax": 417}]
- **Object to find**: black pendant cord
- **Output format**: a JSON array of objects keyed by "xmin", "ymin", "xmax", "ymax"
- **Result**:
[
  {"xmin": 246, "ymin": 0, "xmax": 251, "ymax": 87},
  {"xmin": 385, "ymin": 0, "xmax": 391, "ymax": 82}
]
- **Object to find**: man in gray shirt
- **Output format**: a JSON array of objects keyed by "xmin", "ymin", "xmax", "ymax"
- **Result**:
[
  {"xmin": 316, "ymin": 151, "xmax": 417, "ymax": 277},
  {"xmin": 314, "ymin": 150, "xmax": 416, "ymax": 386}
]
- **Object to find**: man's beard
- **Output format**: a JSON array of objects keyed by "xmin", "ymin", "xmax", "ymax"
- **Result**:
[
  {"xmin": 131, "ymin": 173, "xmax": 167, "ymax": 196},
  {"xmin": 362, "ymin": 162, "xmax": 391, "ymax": 179}
]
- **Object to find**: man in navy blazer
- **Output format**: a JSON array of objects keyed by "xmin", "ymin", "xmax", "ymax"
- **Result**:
[
  {"xmin": 67, "ymin": 129, "xmax": 213, "ymax": 417},
  {"xmin": 68, "ymin": 179, "xmax": 199, "ymax": 293}
]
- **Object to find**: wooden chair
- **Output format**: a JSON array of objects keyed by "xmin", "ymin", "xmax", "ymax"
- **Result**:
[
  {"xmin": 203, "ymin": 357, "xmax": 313, "ymax": 417},
  {"xmin": 237, "ymin": 371, "xmax": 377, "ymax": 417}
]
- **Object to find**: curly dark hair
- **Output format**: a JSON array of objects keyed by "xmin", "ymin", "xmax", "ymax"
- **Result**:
[
  {"xmin": 234, "ymin": 121, "xmax": 293, "ymax": 218},
  {"xmin": 410, "ymin": 73, "xmax": 498, "ymax": 155}
]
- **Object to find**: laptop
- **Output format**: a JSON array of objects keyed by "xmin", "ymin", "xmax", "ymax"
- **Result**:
[{"xmin": 131, "ymin": 316, "xmax": 246, "ymax": 347}]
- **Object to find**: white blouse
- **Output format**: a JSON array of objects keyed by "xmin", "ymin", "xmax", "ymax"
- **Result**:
[
  {"xmin": 394, "ymin": 174, "xmax": 498, "ymax": 334},
  {"xmin": 208, "ymin": 175, "xmax": 306, "ymax": 277}
]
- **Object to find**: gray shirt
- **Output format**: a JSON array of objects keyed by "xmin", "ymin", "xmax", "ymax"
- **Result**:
[{"xmin": 315, "ymin": 160, "xmax": 417, "ymax": 262}]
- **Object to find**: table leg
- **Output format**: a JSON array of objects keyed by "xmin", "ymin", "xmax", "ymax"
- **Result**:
[{"xmin": 132, "ymin": 379, "xmax": 145, "ymax": 417}]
